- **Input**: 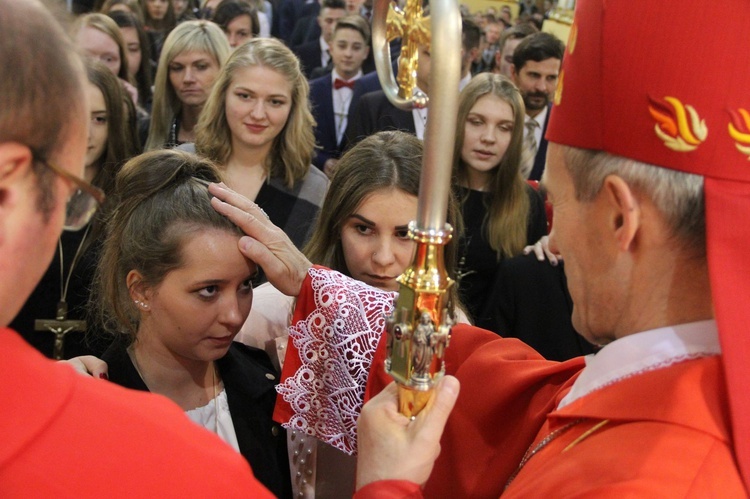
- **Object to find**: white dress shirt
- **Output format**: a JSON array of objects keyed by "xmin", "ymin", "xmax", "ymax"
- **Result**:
[
  {"xmin": 331, "ymin": 69, "xmax": 362, "ymax": 144},
  {"xmin": 558, "ymin": 320, "xmax": 721, "ymax": 410},
  {"xmin": 319, "ymin": 36, "xmax": 330, "ymax": 67}
]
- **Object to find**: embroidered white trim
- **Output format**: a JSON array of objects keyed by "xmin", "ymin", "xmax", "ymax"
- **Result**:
[{"xmin": 276, "ymin": 268, "xmax": 395, "ymax": 454}]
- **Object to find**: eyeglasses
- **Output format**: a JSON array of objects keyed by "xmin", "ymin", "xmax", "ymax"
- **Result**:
[{"xmin": 31, "ymin": 151, "xmax": 106, "ymax": 231}]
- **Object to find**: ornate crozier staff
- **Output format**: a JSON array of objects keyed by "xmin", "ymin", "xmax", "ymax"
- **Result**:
[{"xmin": 372, "ymin": 0, "xmax": 461, "ymax": 417}]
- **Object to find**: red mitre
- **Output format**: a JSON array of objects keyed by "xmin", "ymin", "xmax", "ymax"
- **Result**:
[{"xmin": 546, "ymin": 0, "xmax": 750, "ymax": 492}]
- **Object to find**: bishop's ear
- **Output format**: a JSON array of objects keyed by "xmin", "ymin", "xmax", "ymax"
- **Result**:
[{"xmin": 601, "ymin": 174, "xmax": 640, "ymax": 252}]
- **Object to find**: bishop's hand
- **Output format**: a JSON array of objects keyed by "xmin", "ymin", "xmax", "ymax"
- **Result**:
[{"xmin": 209, "ymin": 182, "xmax": 312, "ymax": 297}]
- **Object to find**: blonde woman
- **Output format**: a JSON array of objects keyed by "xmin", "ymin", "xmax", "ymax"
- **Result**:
[
  {"xmin": 145, "ymin": 20, "xmax": 230, "ymax": 150},
  {"xmin": 193, "ymin": 37, "xmax": 328, "ymax": 249}
]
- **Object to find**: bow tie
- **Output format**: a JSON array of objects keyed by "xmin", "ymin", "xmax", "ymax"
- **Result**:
[{"xmin": 334, "ymin": 78, "xmax": 356, "ymax": 90}]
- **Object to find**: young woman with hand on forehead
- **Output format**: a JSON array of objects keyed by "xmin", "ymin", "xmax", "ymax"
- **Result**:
[
  {"xmin": 452, "ymin": 73, "xmax": 548, "ymax": 322},
  {"xmin": 94, "ymin": 149, "xmax": 292, "ymax": 498},
  {"xmin": 67, "ymin": 132, "xmax": 465, "ymax": 498},
  {"xmin": 191, "ymin": 38, "xmax": 328, "ymax": 250},
  {"xmin": 146, "ymin": 20, "xmax": 230, "ymax": 149}
]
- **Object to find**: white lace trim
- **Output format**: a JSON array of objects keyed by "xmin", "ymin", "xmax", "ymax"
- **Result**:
[{"xmin": 276, "ymin": 268, "xmax": 395, "ymax": 455}]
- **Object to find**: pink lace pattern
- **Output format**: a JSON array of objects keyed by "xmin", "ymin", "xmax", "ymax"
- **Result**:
[{"xmin": 276, "ymin": 268, "xmax": 395, "ymax": 455}]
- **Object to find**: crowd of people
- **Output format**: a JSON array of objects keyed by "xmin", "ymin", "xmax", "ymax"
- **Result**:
[
  {"xmin": 31, "ymin": 0, "xmax": 575, "ymax": 360},
  {"xmin": 3, "ymin": 0, "xmax": 749, "ymax": 497}
]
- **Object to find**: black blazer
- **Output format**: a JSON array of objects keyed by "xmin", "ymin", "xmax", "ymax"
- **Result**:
[
  {"xmin": 278, "ymin": 0, "xmax": 317, "ymax": 42},
  {"xmin": 529, "ymin": 104, "xmax": 552, "ymax": 181},
  {"xmin": 289, "ymin": 13, "xmax": 320, "ymax": 49},
  {"xmin": 346, "ymin": 89, "xmax": 416, "ymax": 146},
  {"xmin": 295, "ymin": 39, "xmax": 323, "ymax": 78},
  {"xmin": 309, "ymin": 74, "xmax": 343, "ymax": 170},
  {"xmin": 476, "ymin": 254, "xmax": 598, "ymax": 362},
  {"xmin": 102, "ymin": 340, "xmax": 292, "ymax": 499},
  {"xmin": 346, "ymin": 57, "xmax": 396, "ymax": 115}
]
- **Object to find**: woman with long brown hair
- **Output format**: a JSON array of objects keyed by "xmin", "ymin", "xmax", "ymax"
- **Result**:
[{"xmin": 452, "ymin": 72, "xmax": 547, "ymax": 320}]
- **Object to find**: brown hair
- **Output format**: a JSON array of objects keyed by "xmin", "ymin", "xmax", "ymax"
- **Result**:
[
  {"xmin": 333, "ymin": 14, "xmax": 370, "ymax": 43},
  {"xmin": 453, "ymin": 73, "xmax": 530, "ymax": 259},
  {"xmin": 212, "ymin": 0, "xmax": 261, "ymax": 38},
  {"xmin": 108, "ymin": 9, "xmax": 154, "ymax": 108},
  {"xmin": 94, "ymin": 149, "xmax": 241, "ymax": 340},
  {"xmin": 140, "ymin": 0, "xmax": 176, "ymax": 32}
]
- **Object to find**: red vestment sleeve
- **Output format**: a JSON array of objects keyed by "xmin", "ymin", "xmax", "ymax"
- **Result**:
[{"xmin": 354, "ymin": 480, "xmax": 423, "ymax": 499}]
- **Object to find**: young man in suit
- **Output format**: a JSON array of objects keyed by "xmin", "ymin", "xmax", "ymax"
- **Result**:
[
  {"xmin": 294, "ymin": 0, "xmax": 346, "ymax": 78},
  {"xmin": 308, "ymin": 15, "xmax": 370, "ymax": 176}
]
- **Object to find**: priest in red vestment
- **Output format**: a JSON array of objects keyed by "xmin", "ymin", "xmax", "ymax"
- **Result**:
[{"xmin": 353, "ymin": 0, "xmax": 750, "ymax": 496}]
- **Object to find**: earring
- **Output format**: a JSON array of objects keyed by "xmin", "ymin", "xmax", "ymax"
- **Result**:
[{"xmin": 134, "ymin": 299, "xmax": 149, "ymax": 310}]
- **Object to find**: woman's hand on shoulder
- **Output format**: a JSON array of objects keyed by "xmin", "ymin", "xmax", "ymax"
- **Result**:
[
  {"xmin": 61, "ymin": 356, "xmax": 109, "ymax": 379},
  {"xmin": 209, "ymin": 182, "xmax": 312, "ymax": 296},
  {"xmin": 522, "ymin": 235, "xmax": 563, "ymax": 266},
  {"xmin": 120, "ymin": 78, "xmax": 139, "ymax": 106}
]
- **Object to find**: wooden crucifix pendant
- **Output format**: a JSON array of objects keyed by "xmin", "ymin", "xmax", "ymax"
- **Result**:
[{"xmin": 34, "ymin": 301, "xmax": 86, "ymax": 360}]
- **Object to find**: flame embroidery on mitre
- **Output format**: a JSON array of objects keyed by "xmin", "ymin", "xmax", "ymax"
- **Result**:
[
  {"xmin": 647, "ymin": 96, "xmax": 708, "ymax": 152},
  {"xmin": 728, "ymin": 108, "xmax": 750, "ymax": 159},
  {"xmin": 567, "ymin": 21, "xmax": 578, "ymax": 55},
  {"xmin": 554, "ymin": 70, "xmax": 564, "ymax": 106}
]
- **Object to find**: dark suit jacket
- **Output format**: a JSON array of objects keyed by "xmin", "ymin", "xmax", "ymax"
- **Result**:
[
  {"xmin": 309, "ymin": 74, "xmax": 343, "ymax": 169},
  {"xmin": 346, "ymin": 56, "xmax": 397, "ymax": 108},
  {"xmin": 295, "ymin": 39, "xmax": 323, "ymax": 78},
  {"xmin": 346, "ymin": 89, "xmax": 416, "ymax": 146},
  {"xmin": 529, "ymin": 104, "xmax": 552, "ymax": 181},
  {"xmin": 476, "ymin": 254, "xmax": 597, "ymax": 362},
  {"xmin": 278, "ymin": 0, "xmax": 317, "ymax": 43},
  {"xmin": 309, "ymin": 64, "xmax": 332, "ymax": 80},
  {"xmin": 102, "ymin": 340, "xmax": 292, "ymax": 498},
  {"xmin": 289, "ymin": 12, "xmax": 320, "ymax": 49}
]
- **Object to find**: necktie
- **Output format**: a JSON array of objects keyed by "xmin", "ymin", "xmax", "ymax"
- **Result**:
[
  {"xmin": 520, "ymin": 119, "xmax": 539, "ymax": 179},
  {"xmin": 334, "ymin": 78, "xmax": 356, "ymax": 90}
]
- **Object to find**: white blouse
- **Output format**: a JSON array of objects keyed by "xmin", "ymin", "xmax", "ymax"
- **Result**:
[{"xmin": 184, "ymin": 388, "xmax": 240, "ymax": 453}]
